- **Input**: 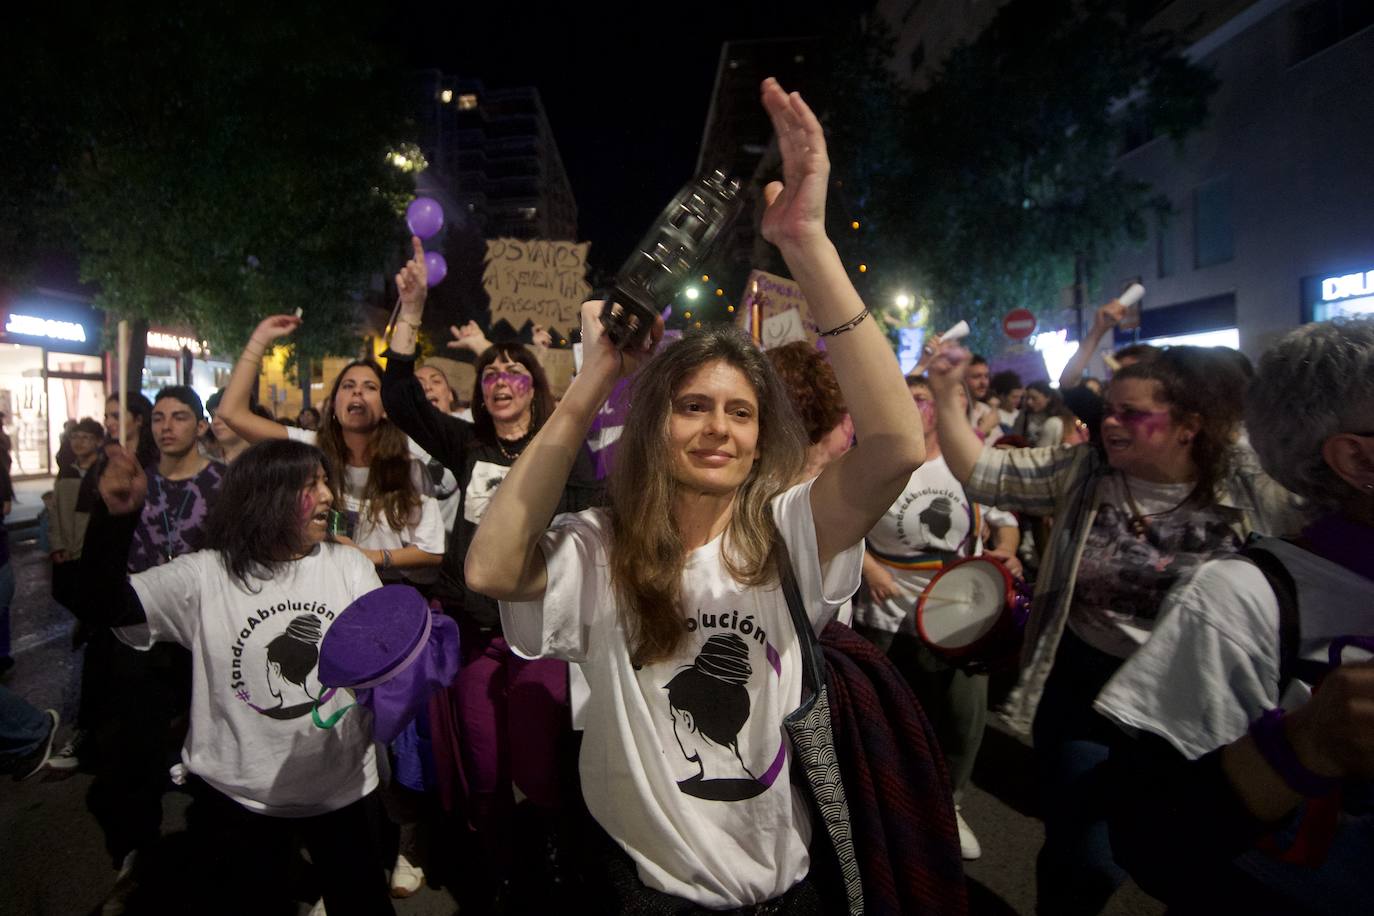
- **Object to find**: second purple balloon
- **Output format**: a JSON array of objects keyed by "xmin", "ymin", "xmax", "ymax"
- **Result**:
[{"xmin": 424, "ymin": 252, "xmax": 448, "ymax": 286}]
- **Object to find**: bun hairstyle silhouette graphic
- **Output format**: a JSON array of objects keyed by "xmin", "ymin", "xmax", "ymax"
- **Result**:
[{"xmin": 665, "ymin": 632, "xmax": 765, "ymax": 801}]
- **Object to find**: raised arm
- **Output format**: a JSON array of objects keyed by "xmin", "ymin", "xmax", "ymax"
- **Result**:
[
  {"xmin": 926, "ymin": 347, "xmax": 984, "ymax": 484},
  {"xmin": 382, "ymin": 241, "xmax": 477, "ymax": 470},
  {"xmin": 758, "ymin": 79, "xmax": 924, "ymax": 566},
  {"xmin": 218, "ymin": 315, "xmax": 300, "ymax": 443},
  {"xmin": 466, "ymin": 301, "xmax": 660, "ymax": 601},
  {"xmin": 1060, "ymin": 299, "xmax": 1124, "ymax": 388},
  {"xmin": 57, "ymin": 445, "xmax": 148, "ymax": 629}
]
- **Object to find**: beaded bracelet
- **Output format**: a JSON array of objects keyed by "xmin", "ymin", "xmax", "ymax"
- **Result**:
[
  {"xmin": 818, "ymin": 307, "xmax": 870, "ymax": 338},
  {"xmin": 1249, "ymin": 708, "xmax": 1339, "ymax": 797}
]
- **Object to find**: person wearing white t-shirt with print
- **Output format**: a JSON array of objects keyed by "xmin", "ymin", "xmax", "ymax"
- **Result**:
[
  {"xmin": 465, "ymin": 79, "xmax": 926, "ymax": 912},
  {"xmin": 218, "ymin": 340, "xmax": 442, "ymax": 898},
  {"xmin": 856, "ymin": 374, "xmax": 1020, "ymax": 862},
  {"xmin": 63, "ymin": 438, "xmax": 393, "ymax": 915}
]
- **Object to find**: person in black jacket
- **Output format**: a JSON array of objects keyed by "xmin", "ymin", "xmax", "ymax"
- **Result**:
[{"xmin": 378, "ymin": 238, "xmax": 600, "ymax": 909}]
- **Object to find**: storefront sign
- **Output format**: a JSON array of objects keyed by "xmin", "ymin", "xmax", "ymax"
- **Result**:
[
  {"xmin": 146, "ymin": 331, "xmax": 207, "ymax": 356},
  {"xmin": 1321, "ymin": 269, "xmax": 1374, "ymax": 302},
  {"xmin": 0, "ymin": 295, "xmax": 104, "ymax": 355},
  {"xmin": 4, "ymin": 313, "xmax": 88, "ymax": 343},
  {"xmin": 1302, "ymin": 266, "xmax": 1374, "ymax": 323}
]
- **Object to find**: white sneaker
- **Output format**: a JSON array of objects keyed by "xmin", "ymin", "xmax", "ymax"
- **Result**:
[
  {"xmin": 390, "ymin": 853, "xmax": 424, "ymax": 898},
  {"xmin": 46, "ymin": 734, "xmax": 82, "ymax": 771},
  {"xmin": 955, "ymin": 806, "xmax": 982, "ymax": 861}
]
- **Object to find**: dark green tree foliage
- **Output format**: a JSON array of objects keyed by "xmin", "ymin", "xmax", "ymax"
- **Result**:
[
  {"xmin": 1, "ymin": 3, "xmax": 413, "ymax": 366},
  {"xmin": 833, "ymin": 0, "xmax": 1216, "ymax": 353}
]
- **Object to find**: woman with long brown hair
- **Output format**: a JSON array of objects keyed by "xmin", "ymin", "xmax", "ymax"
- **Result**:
[
  {"xmin": 464, "ymin": 78, "xmax": 925, "ymax": 911},
  {"xmin": 218, "ymin": 341, "xmax": 443, "ymax": 585}
]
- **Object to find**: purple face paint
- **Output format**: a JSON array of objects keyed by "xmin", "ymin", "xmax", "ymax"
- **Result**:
[
  {"xmin": 481, "ymin": 371, "xmax": 533, "ymax": 394},
  {"xmin": 916, "ymin": 398, "xmax": 937, "ymax": 429},
  {"xmin": 1104, "ymin": 406, "xmax": 1171, "ymax": 431}
]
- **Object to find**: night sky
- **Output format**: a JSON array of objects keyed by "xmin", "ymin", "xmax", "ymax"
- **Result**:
[{"xmin": 383, "ymin": 2, "xmax": 839, "ymax": 272}]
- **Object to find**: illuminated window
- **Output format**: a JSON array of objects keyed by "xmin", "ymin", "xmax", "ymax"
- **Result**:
[{"xmin": 457, "ymin": 93, "xmax": 478, "ymax": 111}]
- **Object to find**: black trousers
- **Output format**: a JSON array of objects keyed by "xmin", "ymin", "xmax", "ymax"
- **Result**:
[
  {"xmin": 186, "ymin": 779, "xmax": 395, "ymax": 916},
  {"xmin": 83, "ymin": 632, "xmax": 191, "ymax": 866}
]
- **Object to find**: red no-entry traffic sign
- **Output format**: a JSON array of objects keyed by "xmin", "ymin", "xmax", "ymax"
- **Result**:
[{"xmin": 1002, "ymin": 308, "xmax": 1037, "ymax": 340}]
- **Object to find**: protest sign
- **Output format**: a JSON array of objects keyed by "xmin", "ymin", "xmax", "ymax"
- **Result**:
[
  {"xmin": 738, "ymin": 269, "xmax": 819, "ymax": 347},
  {"xmin": 538, "ymin": 348, "xmax": 576, "ymax": 397},
  {"xmin": 482, "ymin": 238, "xmax": 591, "ymax": 332}
]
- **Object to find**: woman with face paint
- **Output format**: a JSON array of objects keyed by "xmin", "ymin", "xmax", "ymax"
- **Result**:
[
  {"xmin": 926, "ymin": 345, "xmax": 1306, "ymax": 915},
  {"xmin": 59, "ymin": 439, "xmax": 393, "ymax": 914},
  {"xmin": 380, "ymin": 238, "xmax": 600, "ymax": 909}
]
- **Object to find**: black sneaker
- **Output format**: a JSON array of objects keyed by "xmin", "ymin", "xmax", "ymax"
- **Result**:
[{"xmin": 13, "ymin": 709, "xmax": 59, "ymax": 781}]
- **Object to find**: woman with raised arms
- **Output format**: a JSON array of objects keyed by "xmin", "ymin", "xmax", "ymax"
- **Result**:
[{"xmin": 464, "ymin": 78, "xmax": 925, "ymax": 911}]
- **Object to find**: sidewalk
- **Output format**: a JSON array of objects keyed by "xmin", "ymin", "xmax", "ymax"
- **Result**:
[{"xmin": 6, "ymin": 475, "xmax": 54, "ymax": 530}]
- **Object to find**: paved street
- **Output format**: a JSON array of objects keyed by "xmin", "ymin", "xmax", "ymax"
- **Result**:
[{"xmin": 1, "ymin": 505, "xmax": 1163, "ymax": 915}]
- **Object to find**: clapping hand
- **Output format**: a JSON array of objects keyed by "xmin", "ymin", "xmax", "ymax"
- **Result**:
[
  {"xmin": 98, "ymin": 444, "xmax": 147, "ymax": 516},
  {"xmin": 759, "ymin": 78, "xmax": 829, "ymax": 251}
]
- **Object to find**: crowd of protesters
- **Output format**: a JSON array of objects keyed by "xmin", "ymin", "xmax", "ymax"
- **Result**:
[{"xmin": 2, "ymin": 77, "xmax": 1371, "ymax": 916}]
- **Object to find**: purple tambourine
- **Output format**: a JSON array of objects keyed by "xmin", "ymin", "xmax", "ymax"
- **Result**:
[{"xmin": 316, "ymin": 585, "xmax": 460, "ymax": 743}]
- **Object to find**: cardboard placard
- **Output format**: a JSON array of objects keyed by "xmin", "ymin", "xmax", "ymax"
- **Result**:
[
  {"xmin": 762, "ymin": 308, "xmax": 808, "ymax": 349},
  {"xmin": 738, "ymin": 269, "xmax": 818, "ymax": 347},
  {"xmin": 482, "ymin": 238, "xmax": 591, "ymax": 332},
  {"xmin": 537, "ymin": 348, "xmax": 576, "ymax": 398}
]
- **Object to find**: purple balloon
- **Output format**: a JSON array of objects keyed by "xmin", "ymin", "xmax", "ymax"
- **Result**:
[
  {"xmin": 424, "ymin": 251, "xmax": 448, "ymax": 286},
  {"xmin": 406, "ymin": 197, "xmax": 444, "ymax": 240}
]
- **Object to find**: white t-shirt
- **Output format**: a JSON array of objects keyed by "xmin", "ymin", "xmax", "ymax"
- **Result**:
[
  {"xmin": 501, "ymin": 479, "xmax": 862, "ymax": 908},
  {"xmin": 857, "ymin": 454, "xmax": 1016, "ymax": 634},
  {"xmin": 408, "ymin": 432, "xmax": 461, "ymax": 535},
  {"xmin": 340, "ymin": 464, "xmax": 446, "ymax": 585},
  {"xmin": 122, "ymin": 544, "xmax": 382, "ymax": 816},
  {"xmin": 1095, "ymin": 540, "xmax": 1374, "ymax": 759}
]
